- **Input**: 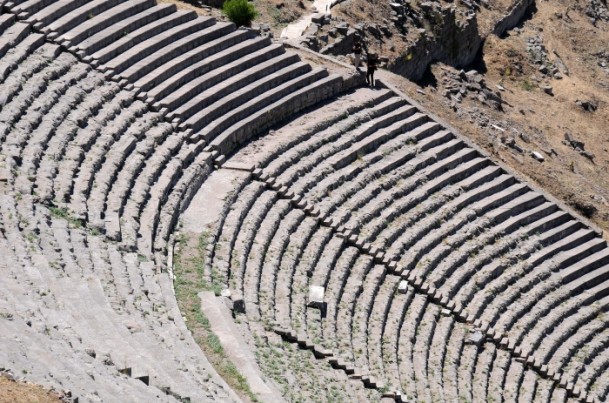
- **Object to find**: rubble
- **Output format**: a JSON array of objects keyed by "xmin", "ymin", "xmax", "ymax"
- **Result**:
[
  {"xmin": 441, "ymin": 68, "xmax": 504, "ymax": 110},
  {"xmin": 575, "ymin": 99, "xmax": 598, "ymax": 112},
  {"xmin": 564, "ymin": 132, "xmax": 596, "ymax": 161}
]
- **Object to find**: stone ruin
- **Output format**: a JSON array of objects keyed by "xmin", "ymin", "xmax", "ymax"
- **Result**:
[{"xmin": 0, "ymin": 0, "xmax": 607, "ymax": 402}]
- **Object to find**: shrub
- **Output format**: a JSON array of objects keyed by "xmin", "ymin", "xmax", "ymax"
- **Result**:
[{"xmin": 222, "ymin": 0, "xmax": 257, "ymax": 27}]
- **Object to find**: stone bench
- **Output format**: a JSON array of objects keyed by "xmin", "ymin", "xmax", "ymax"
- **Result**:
[
  {"xmin": 195, "ymin": 64, "xmax": 328, "ymax": 140},
  {"xmin": 134, "ymin": 28, "xmax": 252, "ymax": 93},
  {"xmin": 46, "ymin": 0, "xmax": 126, "ymax": 36},
  {"xmin": 319, "ymin": 143, "xmax": 490, "ymax": 235},
  {"xmin": 149, "ymin": 37, "xmax": 276, "ymax": 102},
  {"xmin": 27, "ymin": 0, "xmax": 92, "ymax": 26},
  {"xmin": 210, "ymin": 74, "xmax": 344, "ymax": 156},
  {"xmin": 0, "ymin": 13, "xmax": 15, "ymax": 33},
  {"xmin": 258, "ymin": 208, "xmax": 307, "ymax": 322},
  {"xmin": 184, "ymin": 63, "xmax": 320, "ymax": 133},
  {"xmin": 58, "ymin": 0, "xmax": 155, "ymax": 45},
  {"xmin": 119, "ymin": 21, "xmax": 234, "ymax": 82},
  {"xmin": 104, "ymin": 16, "xmax": 215, "ymax": 74},
  {"xmin": 439, "ymin": 201, "xmax": 562, "ymax": 295},
  {"xmin": 11, "ymin": 0, "xmax": 56, "ymax": 16},
  {"xmin": 265, "ymin": 90, "xmax": 398, "ymax": 180},
  {"xmin": 0, "ymin": 20, "xmax": 33, "ymax": 62},
  {"xmin": 91, "ymin": 10, "xmax": 196, "ymax": 64},
  {"xmin": 76, "ymin": 3, "xmax": 176, "ymax": 54},
  {"xmin": 384, "ymin": 178, "xmax": 522, "ymax": 268},
  {"xmin": 105, "ymin": 123, "xmax": 173, "ymax": 220},
  {"xmin": 174, "ymin": 53, "xmax": 303, "ymax": 120}
]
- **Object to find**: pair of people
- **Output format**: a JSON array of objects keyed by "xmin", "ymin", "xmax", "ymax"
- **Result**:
[{"xmin": 352, "ymin": 40, "xmax": 377, "ymax": 87}]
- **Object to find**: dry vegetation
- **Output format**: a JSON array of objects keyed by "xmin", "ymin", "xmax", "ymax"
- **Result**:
[
  {"xmin": 162, "ymin": 0, "xmax": 310, "ymax": 36},
  {"xmin": 376, "ymin": 0, "xmax": 609, "ymax": 235},
  {"xmin": 172, "ymin": 231, "xmax": 259, "ymax": 402},
  {"xmin": 0, "ymin": 374, "xmax": 63, "ymax": 403}
]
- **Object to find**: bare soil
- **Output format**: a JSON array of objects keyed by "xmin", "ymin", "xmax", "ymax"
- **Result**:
[
  {"xmin": 163, "ymin": 0, "xmax": 311, "ymax": 37},
  {"xmin": 379, "ymin": 0, "xmax": 609, "ymax": 235},
  {"xmin": 0, "ymin": 374, "xmax": 63, "ymax": 403}
]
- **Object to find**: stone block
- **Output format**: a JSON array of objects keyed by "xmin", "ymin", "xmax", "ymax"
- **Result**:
[
  {"xmin": 466, "ymin": 329, "xmax": 484, "ymax": 346},
  {"xmin": 398, "ymin": 280, "xmax": 408, "ymax": 294},
  {"xmin": 307, "ymin": 285, "xmax": 325, "ymax": 310},
  {"xmin": 232, "ymin": 298, "xmax": 245, "ymax": 314}
]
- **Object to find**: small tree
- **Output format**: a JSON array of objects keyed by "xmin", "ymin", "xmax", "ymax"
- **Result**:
[{"xmin": 222, "ymin": 0, "xmax": 257, "ymax": 27}]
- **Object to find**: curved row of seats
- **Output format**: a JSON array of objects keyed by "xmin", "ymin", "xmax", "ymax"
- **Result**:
[
  {"xmin": 211, "ymin": 183, "xmax": 564, "ymax": 400},
  {"xmin": 207, "ymin": 87, "xmax": 608, "ymax": 402},
  {"xmin": 0, "ymin": 185, "xmax": 240, "ymax": 400},
  {"xmin": 1, "ymin": 0, "xmax": 607, "ymax": 400},
  {"xmin": 0, "ymin": 2, "xmax": 355, "ymax": 399},
  {"xmin": 0, "ymin": 12, "xmax": 249, "ymax": 401},
  {"xmin": 6, "ymin": 0, "xmax": 344, "ymax": 154}
]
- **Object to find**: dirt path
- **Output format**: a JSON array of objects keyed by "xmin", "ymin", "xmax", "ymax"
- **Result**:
[{"xmin": 280, "ymin": 0, "xmax": 333, "ymax": 39}]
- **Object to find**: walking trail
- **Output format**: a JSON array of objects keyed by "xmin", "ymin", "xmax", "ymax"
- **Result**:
[{"xmin": 280, "ymin": 0, "xmax": 333, "ymax": 39}]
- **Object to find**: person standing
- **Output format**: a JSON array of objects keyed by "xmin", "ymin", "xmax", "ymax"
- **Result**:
[
  {"xmin": 352, "ymin": 39, "xmax": 362, "ymax": 68},
  {"xmin": 366, "ymin": 53, "xmax": 377, "ymax": 87}
]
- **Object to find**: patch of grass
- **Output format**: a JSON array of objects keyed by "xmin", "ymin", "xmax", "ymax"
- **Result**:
[
  {"xmin": 521, "ymin": 80, "xmax": 535, "ymax": 91},
  {"xmin": 173, "ymin": 231, "xmax": 258, "ymax": 402},
  {"xmin": 49, "ymin": 206, "xmax": 82, "ymax": 229}
]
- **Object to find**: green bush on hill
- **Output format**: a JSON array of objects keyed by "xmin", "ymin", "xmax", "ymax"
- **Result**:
[{"xmin": 222, "ymin": 0, "xmax": 257, "ymax": 27}]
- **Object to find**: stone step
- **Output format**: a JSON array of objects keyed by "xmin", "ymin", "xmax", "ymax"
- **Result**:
[
  {"xmin": 87, "ymin": 134, "xmax": 138, "ymax": 231},
  {"xmin": 104, "ymin": 15, "xmax": 215, "ymax": 74},
  {"xmin": 28, "ymin": 0, "xmax": 93, "ymax": 26},
  {"xmin": 46, "ymin": 0, "xmax": 128, "ymax": 36},
  {"xmin": 105, "ymin": 123, "xmax": 173, "ymax": 218},
  {"xmin": 0, "ymin": 13, "xmax": 15, "ymax": 34},
  {"xmin": 258, "ymin": 209, "xmax": 306, "ymax": 321},
  {"xmin": 0, "ymin": 21, "xmax": 30, "ymax": 59},
  {"xmin": 334, "ymin": 253, "xmax": 374, "ymax": 363},
  {"xmin": 91, "ymin": 9, "xmax": 196, "ymax": 64},
  {"xmin": 414, "ymin": 190, "xmax": 545, "ymax": 283},
  {"xmin": 174, "ymin": 52, "xmax": 302, "ymax": 120},
  {"xmin": 553, "ymin": 237, "xmax": 607, "ymax": 273},
  {"xmin": 320, "ymin": 139, "xmax": 487, "ymax": 233},
  {"xmin": 269, "ymin": 95, "xmax": 409, "ymax": 190},
  {"xmin": 351, "ymin": 263, "xmax": 386, "ymax": 373},
  {"xmin": 191, "ymin": 66, "xmax": 327, "ymax": 136},
  {"xmin": 464, "ymin": 221, "xmax": 590, "ymax": 317},
  {"xmin": 444, "ymin": 203, "xmax": 565, "ymax": 299},
  {"xmin": 378, "ymin": 133, "xmax": 469, "ymax": 178},
  {"xmin": 77, "ymin": 3, "xmax": 176, "ymax": 54},
  {"xmin": 397, "ymin": 294, "xmax": 428, "ymax": 398},
  {"xmin": 242, "ymin": 199, "xmax": 292, "ymax": 321},
  {"xmin": 69, "ymin": 100, "xmax": 149, "ymax": 218},
  {"xmin": 58, "ymin": 0, "xmax": 155, "ymax": 45},
  {"xmin": 153, "ymin": 151, "xmax": 213, "ymax": 250},
  {"xmin": 195, "ymin": 61, "xmax": 318, "ymax": 138},
  {"xmin": 330, "ymin": 113, "xmax": 431, "ymax": 171},
  {"xmin": 264, "ymin": 91, "xmax": 400, "ymax": 179},
  {"xmin": 397, "ymin": 183, "xmax": 530, "ymax": 274},
  {"xmin": 15, "ymin": 71, "xmax": 97, "ymax": 197},
  {"xmin": 0, "ymin": 31, "xmax": 46, "ymax": 81},
  {"xmin": 149, "ymin": 36, "xmax": 275, "ymax": 102},
  {"xmin": 119, "ymin": 20, "xmax": 234, "ymax": 82},
  {"xmin": 134, "ymin": 28, "xmax": 252, "ymax": 93},
  {"xmin": 53, "ymin": 83, "xmax": 125, "ymax": 203},
  {"xmin": 382, "ymin": 173, "xmax": 517, "ymax": 259},
  {"xmin": 580, "ymin": 271, "xmax": 609, "ymax": 304},
  {"xmin": 320, "ymin": 138, "xmax": 473, "ymax": 235},
  {"xmin": 209, "ymin": 74, "xmax": 343, "ymax": 155},
  {"xmin": 563, "ymin": 250, "xmax": 609, "ymax": 292},
  {"xmin": 0, "ymin": 49, "xmax": 76, "ymax": 128},
  {"xmin": 11, "ymin": 0, "xmax": 56, "ymax": 16}
]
